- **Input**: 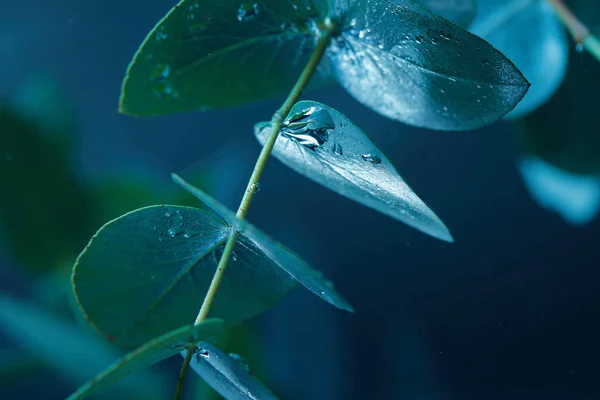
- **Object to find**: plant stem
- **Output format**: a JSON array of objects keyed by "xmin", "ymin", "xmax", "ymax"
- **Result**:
[
  {"xmin": 172, "ymin": 20, "xmax": 337, "ymax": 400},
  {"xmin": 547, "ymin": 0, "xmax": 600, "ymax": 62}
]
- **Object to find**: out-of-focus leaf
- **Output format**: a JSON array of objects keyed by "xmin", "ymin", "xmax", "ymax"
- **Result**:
[
  {"xmin": 470, "ymin": 0, "xmax": 568, "ymax": 118},
  {"xmin": 413, "ymin": 0, "xmax": 477, "ymax": 28},
  {"xmin": 0, "ymin": 295, "xmax": 165, "ymax": 397},
  {"xmin": 0, "ymin": 349, "xmax": 47, "ymax": 387},
  {"xmin": 73, "ymin": 205, "xmax": 296, "ymax": 346},
  {"xmin": 186, "ymin": 341, "xmax": 279, "ymax": 400},
  {"xmin": 327, "ymin": 0, "xmax": 529, "ymax": 131},
  {"xmin": 0, "ymin": 104, "xmax": 95, "ymax": 275},
  {"xmin": 255, "ymin": 101, "xmax": 452, "ymax": 242},
  {"xmin": 67, "ymin": 319, "xmax": 226, "ymax": 400},
  {"xmin": 119, "ymin": 0, "xmax": 330, "ymax": 116},
  {"xmin": 172, "ymin": 174, "xmax": 354, "ymax": 312},
  {"xmin": 519, "ymin": 156, "xmax": 600, "ymax": 225},
  {"xmin": 519, "ymin": 49, "xmax": 600, "ymax": 176}
]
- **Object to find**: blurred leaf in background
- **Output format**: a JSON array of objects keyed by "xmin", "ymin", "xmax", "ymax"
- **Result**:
[{"xmin": 517, "ymin": 19, "xmax": 600, "ymax": 224}]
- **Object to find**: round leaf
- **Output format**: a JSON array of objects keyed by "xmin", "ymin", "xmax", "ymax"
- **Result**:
[
  {"xmin": 327, "ymin": 0, "xmax": 530, "ymax": 130},
  {"xmin": 255, "ymin": 101, "xmax": 453, "ymax": 242},
  {"xmin": 119, "ymin": 0, "xmax": 331, "ymax": 116},
  {"xmin": 172, "ymin": 174, "xmax": 354, "ymax": 312},
  {"xmin": 67, "ymin": 319, "xmax": 226, "ymax": 400},
  {"xmin": 470, "ymin": 0, "xmax": 568, "ymax": 118},
  {"xmin": 73, "ymin": 205, "xmax": 296, "ymax": 346}
]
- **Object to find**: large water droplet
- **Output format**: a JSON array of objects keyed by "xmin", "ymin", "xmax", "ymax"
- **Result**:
[
  {"xmin": 362, "ymin": 154, "xmax": 382, "ymax": 164},
  {"xmin": 237, "ymin": 2, "xmax": 259, "ymax": 22},
  {"xmin": 249, "ymin": 182, "xmax": 260, "ymax": 194}
]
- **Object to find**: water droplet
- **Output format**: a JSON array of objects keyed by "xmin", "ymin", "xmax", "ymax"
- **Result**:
[
  {"xmin": 480, "ymin": 59, "xmax": 490, "ymax": 66},
  {"xmin": 168, "ymin": 227, "xmax": 184, "ymax": 237},
  {"xmin": 249, "ymin": 182, "xmax": 260, "ymax": 194},
  {"xmin": 282, "ymin": 107, "xmax": 335, "ymax": 149},
  {"xmin": 165, "ymin": 212, "xmax": 172, "ymax": 217},
  {"xmin": 155, "ymin": 26, "xmax": 168, "ymax": 41},
  {"xmin": 362, "ymin": 154, "xmax": 382, "ymax": 164},
  {"xmin": 229, "ymin": 353, "xmax": 250, "ymax": 373},
  {"xmin": 576, "ymin": 42, "xmax": 584, "ymax": 53},
  {"xmin": 151, "ymin": 82, "xmax": 176, "ymax": 98},
  {"xmin": 237, "ymin": 2, "xmax": 259, "ymax": 22},
  {"xmin": 149, "ymin": 64, "xmax": 170, "ymax": 82},
  {"xmin": 440, "ymin": 88, "xmax": 446, "ymax": 94},
  {"xmin": 332, "ymin": 143, "xmax": 343, "ymax": 155}
]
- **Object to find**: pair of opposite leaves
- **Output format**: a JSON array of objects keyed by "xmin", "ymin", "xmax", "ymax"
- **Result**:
[{"xmin": 120, "ymin": 0, "xmax": 529, "ymax": 131}]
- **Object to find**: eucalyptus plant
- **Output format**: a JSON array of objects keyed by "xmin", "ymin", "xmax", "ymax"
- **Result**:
[{"xmin": 68, "ymin": 1, "xmax": 533, "ymax": 399}]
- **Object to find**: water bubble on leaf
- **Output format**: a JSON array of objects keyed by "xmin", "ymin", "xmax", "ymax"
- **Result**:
[
  {"xmin": 237, "ymin": 2, "xmax": 259, "ymax": 22},
  {"xmin": 362, "ymin": 154, "xmax": 382, "ymax": 164},
  {"xmin": 155, "ymin": 26, "xmax": 167, "ymax": 41},
  {"xmin": 282, "ymin": 106, "xmax": 335, "ymax": 149},
  {"xmin": 149, "ymin": 64, "xmax": 170, "ymax": 82},
  {"xmin": 151, "ymin": 82, "xmax": 176, "ymax": 99}
]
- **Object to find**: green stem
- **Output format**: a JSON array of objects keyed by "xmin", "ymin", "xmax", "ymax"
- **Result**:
[
  {"xmin": 547, "ymin": 0, "xmax": 600, "ymax": 62},
  {"xmin": 172, "ymin": 20, "xmax": 337, "ymax": 400}
]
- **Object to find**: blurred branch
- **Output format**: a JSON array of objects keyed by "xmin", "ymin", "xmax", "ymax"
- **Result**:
[{"xmin": 547, "ymin": 0, "xmax": 600, "ymax": 62}]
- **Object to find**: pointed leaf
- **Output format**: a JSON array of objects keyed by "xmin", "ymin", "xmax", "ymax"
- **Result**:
[
  {"xmin": 119, "ymin": 0, "xmax": 331, "ymax": 116},
  {"xmin": 470, "ymin": 0, "xmax": 568, "ymax": 118},
  {"xmin": 172, "ymin": 174, "xmax": 354, "ymax": 312},
  {"xmin": 519, "ymin": 157, "xmax": 600, "ymax": 225},
  {"xmin": 327, "ymin": 0, "xmax": 530, "ymax": 130},
  {"xmin": 73, "ymin": 205, "xmax": 296, "ymax": 346},
  {"xmin": 186, "ymin": 342, "xmax": 279, "ymax": 400},
  {"xmin": 413, "ymin": 0, "xmax": 477, "ymax": 28},
  {"xmin": 68, "ymin": 319, "xmax": 226, "ymax": 400},
  {"xmin": 255, "ymin": 101, "xmax": 452, "ymax": 242},
  {"xmin": 0, "ymin": 295, "xmax": 165, "ymax": 397}
]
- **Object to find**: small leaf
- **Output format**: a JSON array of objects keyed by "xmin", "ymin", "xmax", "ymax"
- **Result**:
[
  {"xmin": 255, "ymin": 101, "xmax": 453, "ymax": 242},
  {"xmin": 413, "ymin": 0, "xmax": 477, "ymax": 28},
  {"xmin": 119, "ymin": 0, "xmax": 331, "ymax": 116},
  {"xmin": 186, "ymin": 342, "xmax": 279, "ymax": 400},
  {"xmin": 327, "ymin": 0, "xmax": 530, "ymax": 130},
  {"xmin": 172, "ymin": 174, "xmax": 354, "ymax": 312},
  {"xmin": 0, "ymin": 295, "xmax": 165, "ymax": 397},
  {"xmin": 518, "ymin": 156, "xmax": 600, "ymax": 225},
  {"xmin": 470, "ymin": 0, "xmax": 568, "ymax": 118},
  {"xmin": 68, "ymin": 319, "xmax": 226, "ymax": 400},
  {"xmin": 73, "ymin": 206, "xmax": 296, "ymax": 346}
]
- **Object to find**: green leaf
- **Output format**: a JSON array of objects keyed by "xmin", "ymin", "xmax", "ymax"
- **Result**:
[
  {"xmin": 73, "ymin": 205, "xmax": 296, "ymax": 346},
  {"xmin": 0, "ymin": 104, "xmax": 95, "ymax": 275},
  {"xmin": 187, "ymin": 341, "xmax": 279, "ymax": 400},
  {"xmin": 172, "ymin": 174, "xmax": 354, "ymax": 312},
  {"xmin": 0, "ymin": 295, "xmax": 165, "ymax": 398},
  {"xmin": 413, "ymin": 0, "xmax": 477, "ymax": 28},
  {"xmin": 327, "ymin": 0, "xmax": 530, "ymax": 130},
  {"xmin": 119, "ymin": 0, "xmax": 330, "ymax": 116},
  {"xmin": 67, "ymin": 319, "xmax": 226, "ymax": 400},
  {"xmin": 255, "ymin": 101, "xmax": 452, "ymax": 242}
]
